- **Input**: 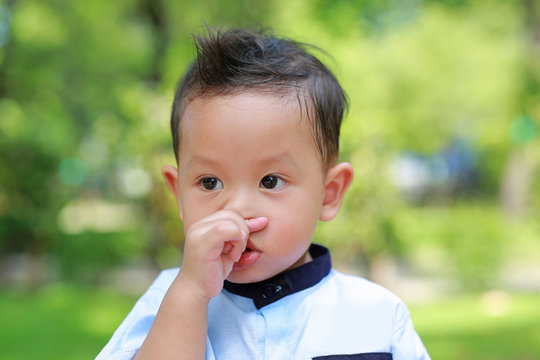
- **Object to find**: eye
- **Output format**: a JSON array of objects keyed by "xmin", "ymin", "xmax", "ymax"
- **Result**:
[
  {"xmin": 199, "ymin": 177, "xmax": 223, "ymax": 191},
  {"xmin": 260, "ymin": 175, "xmax": 286, "ymax": 190}
]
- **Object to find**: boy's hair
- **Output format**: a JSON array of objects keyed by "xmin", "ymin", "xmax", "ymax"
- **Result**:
[{"xmin": 170, "ymin": 27, "xmax": 347, "ymax": 167}]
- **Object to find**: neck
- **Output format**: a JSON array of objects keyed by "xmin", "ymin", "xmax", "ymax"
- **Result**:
[{"xmin": 286, "ymin": 249, "xmax": 313, "ymax": 272}]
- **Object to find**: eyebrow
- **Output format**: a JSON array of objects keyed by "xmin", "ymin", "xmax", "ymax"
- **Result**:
[
  {"xmin": 257, "ymin": 153, "xmax": 303, "ymax": 170},
  {"xmin": 184, "ymin": 156, "xmax": 222, "ymax": 169},
  {"xmin": 185, "ymin": 153, "xmax": 303, "ymax": 170}
]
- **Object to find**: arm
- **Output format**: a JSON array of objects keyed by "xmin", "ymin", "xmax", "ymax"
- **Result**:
[
  {"xmin": 135, "ymin": 211, "xmax": 267, "ymax": 360},
  {"xmin": 134, "ymin": 275, "xmax": 210, "ymax": 359},
  {"xmin": 390, "ymin": 301, "xmax": 431, "ymax": 360}
]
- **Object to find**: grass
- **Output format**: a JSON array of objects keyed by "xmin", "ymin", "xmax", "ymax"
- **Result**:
[
  {"xmin": 0, "ymin": 284, "xmax": 137, "ymax": 360},
  {"xmin": 0, "ymin": 284, "xmax": 539, "ymax": 359},
  {"xmin": 410, "ymin": 291, "xmax": 540, "ymax": 360}
]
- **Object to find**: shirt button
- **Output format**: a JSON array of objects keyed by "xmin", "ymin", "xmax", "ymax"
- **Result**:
[{"xmin": 261, "ymin": 285, "xmax": 283, "ymax": 299}]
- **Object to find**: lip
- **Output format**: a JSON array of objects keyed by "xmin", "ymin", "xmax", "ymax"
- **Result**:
[
  {"xmin": 245, "ymin": 239, "xmax": 260, "ymax": 252},
  {"xmin": 232, "ymin": 239, "xmax": 261, "ymax": 271}
]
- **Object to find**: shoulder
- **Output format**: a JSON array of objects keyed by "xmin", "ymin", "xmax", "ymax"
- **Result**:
[
  {"xmin": 321, "ymin": 270, "xmax": 411, "ymax": 323},
  {"xmin": 319, "ymin": 271, "xmax": 431, "ymax": 359},
  {"xmin": 326, "ymin": 270, "xmax": 404, "ymax": 304},
  {"xmin": 289, "ymin": 269, "xmax": 423, "ymax": 356}
]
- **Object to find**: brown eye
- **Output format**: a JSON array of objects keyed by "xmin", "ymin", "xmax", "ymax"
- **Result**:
[
  {"xmin": 200, "ymin": 177, "xmax": 223, "ymax": 190},
  {"xmin": 260, "ymin": 175, "xmax": 285, "ymax": 190}
]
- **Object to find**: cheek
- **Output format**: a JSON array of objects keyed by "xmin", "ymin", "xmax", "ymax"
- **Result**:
[
  {"xmin": 178, "ymin": 193, "xmax": 211, "ymax": 229},
  {"xmin": 268, "ymin": 192, "xmax": 322, "ymax": 236}
]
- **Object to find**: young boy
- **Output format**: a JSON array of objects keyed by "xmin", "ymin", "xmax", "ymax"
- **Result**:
[{"xmin": 97, "ymin": 28, "xmax": 430, "ymax": 360}]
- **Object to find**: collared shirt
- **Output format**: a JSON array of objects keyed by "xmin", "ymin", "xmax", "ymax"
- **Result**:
[{"xmin": 96, "ymin": 245, "xmax": 430, "ymax": 360}]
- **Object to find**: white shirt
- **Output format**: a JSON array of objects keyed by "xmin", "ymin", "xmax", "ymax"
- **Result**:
[{"xmin": 96, "ymin": 245, "xmax": 430, "ymax": 360}]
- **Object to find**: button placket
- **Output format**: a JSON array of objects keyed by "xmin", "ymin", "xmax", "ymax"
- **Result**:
[{"xmin": 261, "ymin": 284, "xmax": 283, "ymax": 299}]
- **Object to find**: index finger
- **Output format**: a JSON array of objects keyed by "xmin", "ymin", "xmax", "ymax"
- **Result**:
[{"xmin": 245, "ymin": 217, "xmax": 268, "ymax": 233}]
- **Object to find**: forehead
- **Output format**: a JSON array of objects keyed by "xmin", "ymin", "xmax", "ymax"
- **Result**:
[
  {"xmin": 183, "ymin": 90, "xmax": 302, "ymax": 120},
  {"xmin": 180, "ymin": 92, "xmax": 309, "ymax": 138},
  {"xmin": 178, "ymin": 93, "xmax": 321, "ymax": 164}
]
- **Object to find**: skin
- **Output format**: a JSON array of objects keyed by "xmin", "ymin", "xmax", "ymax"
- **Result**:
[{"xmin": 135, "ymin": 93, "xmax": 354, "ymax": 359}]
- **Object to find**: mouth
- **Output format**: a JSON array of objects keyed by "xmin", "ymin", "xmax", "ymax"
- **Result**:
[
  {"xmin": 244, "ymin": 239, "xmax": 259, "ymax": 253},
  {"xmin": 233, "ymin": 240, "xmax": 261, "ymax": 271}
]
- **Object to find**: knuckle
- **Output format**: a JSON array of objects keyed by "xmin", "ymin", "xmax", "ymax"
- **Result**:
[
  {"xmin": 186, "ymin": 226, "xmax": 204, "ymax": 240},
  {"xmin": 220, "ymin": 209, "xmax": 242, "ymax": 220},
  {"xmin": 213, "ymin": 222, "xmax": 237, "ymax": 238}
]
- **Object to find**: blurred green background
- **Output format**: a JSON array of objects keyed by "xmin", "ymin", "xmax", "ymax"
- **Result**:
[{"xmin": 1, "ymin": 0, "xmax": 539, "ymax": 359}]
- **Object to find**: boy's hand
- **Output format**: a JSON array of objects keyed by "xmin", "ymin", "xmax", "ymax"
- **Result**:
[{"xmin": 177, "ymin": 210, "xmax": 268, "ymax": 301}]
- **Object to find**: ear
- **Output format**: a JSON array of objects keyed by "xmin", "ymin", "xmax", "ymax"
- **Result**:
[
  {"xmin": 162, "ymin": 165, "xmax": 184, "ymax": 221},
  {"xmin": 320, "ymin": 162, "xmax": 354, "ymax": 222}
]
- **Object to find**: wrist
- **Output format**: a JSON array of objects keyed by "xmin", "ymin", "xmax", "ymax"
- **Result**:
[{"xmin": 169, "ymin": 271, "xmax": 213, "ymax": 306}]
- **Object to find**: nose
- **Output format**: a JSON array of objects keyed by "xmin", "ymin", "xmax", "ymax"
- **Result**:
[{"xmin": 222, "ymin": 186, "xmax": 257, "ymax": 219}]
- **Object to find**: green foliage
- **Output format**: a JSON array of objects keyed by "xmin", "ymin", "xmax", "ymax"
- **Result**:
[
  {"xmin": 394, "ymin": 204, "xmax": 508, "ymax": 289},
  {"xmin": 56, "ymin": 231, "xmax": 145, "ymax": 282},
  {"xmin": 307, "ymin": 0, "xmax": 538, "ymax": 283},
  {"xmin": 0, "ymin": 135, "xmax": 69, "ymax": 253},
  {"xmin": 0, "ymin": 0, "xmax": 179, "ymax": 275},
  {"xmin": 0, "ymin": 0, "xmax": 539, "ymax": 289}
]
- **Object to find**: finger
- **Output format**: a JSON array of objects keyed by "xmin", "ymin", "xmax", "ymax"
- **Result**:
[
  {"xmin": 227, "ymin": 230, "xmax": 247, "ymax": 262},
  {"xmin": 210, "ymin": 221, "xmax": 247, "ymax": 262},
  {"xmin": 187, "ymin": 220, "xmax": 246, "ymax": 259},
  {"xmin": 222, "ymin": 241, "xmax": 233, "ymax": 254},
  {"xmin": 245, "ymin": 217, "xmax": 268, "ymax": 233},
  {"xmin": 200, "ymin": 210, "xmax": 250, "ymax": 236}
]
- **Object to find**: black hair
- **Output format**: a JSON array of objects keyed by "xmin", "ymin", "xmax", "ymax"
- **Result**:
[{"xmin": 170, "ymin": 27, "xmax": 347, "ymax": 167}]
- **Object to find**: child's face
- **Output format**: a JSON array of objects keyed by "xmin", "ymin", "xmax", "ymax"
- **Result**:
[{"xmin": 171, "ymin": 93, "xmax": 331, "ymax": 283}]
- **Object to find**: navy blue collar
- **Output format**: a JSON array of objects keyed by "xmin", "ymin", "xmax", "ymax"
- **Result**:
[{"xmin": 223, "ymin": 244, "xmax": 331, "ymax": 309}]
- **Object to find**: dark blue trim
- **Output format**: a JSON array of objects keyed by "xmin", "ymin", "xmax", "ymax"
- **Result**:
[
  {"xmin": 223, "ymin": 244, "xmax": 331, "ymax": 309},
  {"xmin": 313, "ymin": 353, "xmax": 392, "ymax": 360}
]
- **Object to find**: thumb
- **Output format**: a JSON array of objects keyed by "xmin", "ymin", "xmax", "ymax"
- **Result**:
[{"xmin": 245, "ymin": 217, "xmax": 268, "ymax": 233}]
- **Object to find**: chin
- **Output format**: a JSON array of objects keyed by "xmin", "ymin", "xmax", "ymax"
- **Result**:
[
  {"xmin": 227, "ymin": 267, "xmax": 276, "ymax": 284},
  {"xmin": 227, "ymin": 272, "xmax": 264, "ymax": 284}
]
